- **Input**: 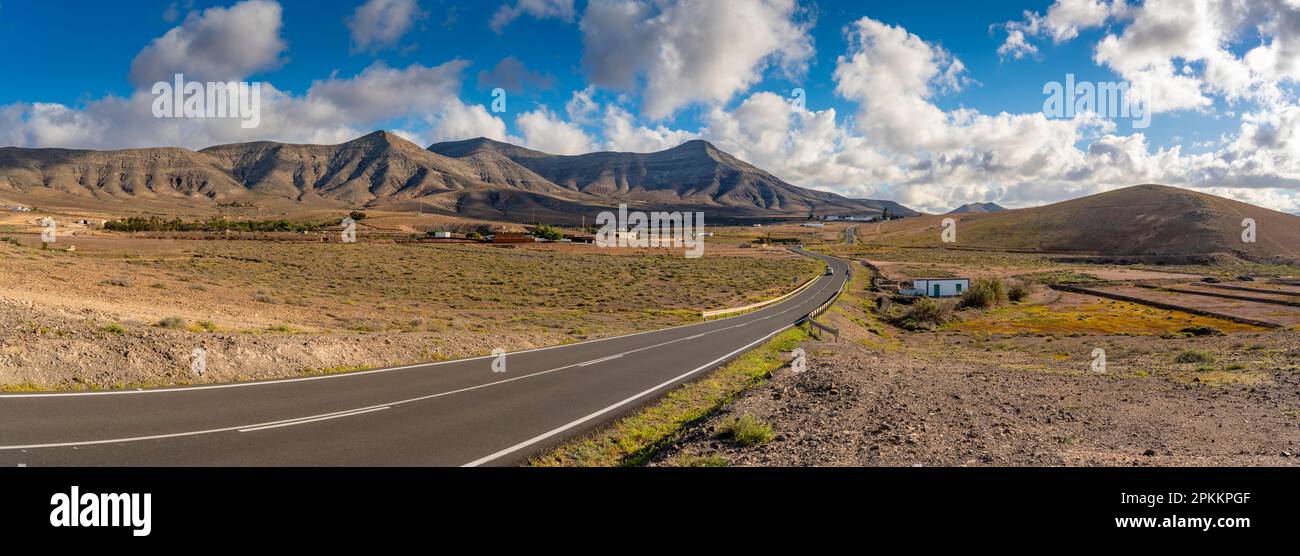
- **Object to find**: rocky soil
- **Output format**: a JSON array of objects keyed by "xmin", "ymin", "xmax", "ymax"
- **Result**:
[{"xmin": 653, "ymin": 332, "xmax": 1300, "ymax": 467}]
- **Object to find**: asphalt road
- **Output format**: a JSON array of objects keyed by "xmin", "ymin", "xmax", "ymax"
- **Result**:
[{"xmin": 0, "ymin": 251, "xmax": 849, "ymax": 467}]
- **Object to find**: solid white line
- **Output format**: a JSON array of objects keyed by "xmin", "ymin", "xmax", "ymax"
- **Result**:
[
  {"xmin": 577, "ymin": 354, "xmax": 623, "ymax": 367},
  {"xmin": 0, "ymin": 268, "xmax": 829, "ymax": 399},
  {"xmin": 460, "ymin": 324, "xmax": 796, "ymax": 467},
  {"xmin": 238, "ymin": 407, "xmax": 390, "ymax": 433}
]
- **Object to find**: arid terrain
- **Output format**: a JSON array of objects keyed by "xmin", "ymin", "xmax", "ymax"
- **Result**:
[
  {"xmin": 650, "ymin": 249, "xmax": 1300, "ymax": 467},
  {"xmin": 0, "ymin": 209, "xmax": 830, "ymax": 390}
]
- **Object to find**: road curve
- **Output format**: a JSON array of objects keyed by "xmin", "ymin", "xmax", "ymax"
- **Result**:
[{"xmin": 0, "ymin": 251, "xmax": 849, "ymax": 467}]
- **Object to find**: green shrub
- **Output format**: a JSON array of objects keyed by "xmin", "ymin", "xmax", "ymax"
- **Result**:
[
  {"xmin": 101, "ymin": 323, "xmax": 127, "ymax": 335},
  {"xmin": 893, "ymin": 297, "xmax": 951, "ymax": 330},
  {"xmin": 156, "ymin": 316, "xmax": 187, "ymax": 329},
  {"xmin": 1174, "ymin": 349, "xmax": 1215, "ymax": 364},
  {"xmin": 1179, "ymin": 326, "xmax": 1223, "ymax": 337},
  {"xmin": 678, "ymin": 455, "xmax": 729, "ymax": 467},
  {"xmin": 1007, "ymin": 280, "xmax": 1031, "ymax": 302},
  {"xmin": 532, "ymin": 224, "xmax": 564, "ymax": 241},
  {"xmin": 718, "ymin": 414, "xmax": 774, "ymax": 447},
  {"xmin": 960, "ymin": 278, "xmax": 1008, "ymax": 309}
]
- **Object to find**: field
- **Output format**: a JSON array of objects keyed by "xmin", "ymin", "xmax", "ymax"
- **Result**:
[{"xmin": 0, "ymin": 219, "xmax": 825, "ymax": 390}]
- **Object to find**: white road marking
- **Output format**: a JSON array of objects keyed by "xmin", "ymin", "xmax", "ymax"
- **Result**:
[
  {"xmin": 461, "ymin": 324, "xmax": 796, "ymax": 467},
  {"xmin": 578, "ymin": 354, "xmax": 623, "ymax": 367},
  {"xmin": 0, "ymin": 259, "xmax": 845, "ymax": 454},
  {"xmin": 238, "ymin": 407, "xmax": 390, "ymax": 433}
]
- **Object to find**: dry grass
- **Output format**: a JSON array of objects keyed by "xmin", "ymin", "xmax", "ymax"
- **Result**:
[
  {"xmin": 531, "ymin": 327, "xmax": 810, "ymax": 467},
  {"xmin": 944, "ymin": 298, "xmax": 1263, "ymax": 336},
  {"xmin": 0, "ymin": 239, "xmax": 818, "ymax": 337}
]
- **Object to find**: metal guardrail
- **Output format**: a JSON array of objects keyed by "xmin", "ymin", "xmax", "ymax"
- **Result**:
[{"xmin": 798, "ymin": 268, "xmax": 850, "ymax": 341}]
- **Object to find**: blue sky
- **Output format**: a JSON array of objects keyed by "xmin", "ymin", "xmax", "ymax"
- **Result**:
[
  {"xmin": 1, "ymin": 0, "xmax": 1297, "ymax": 213},
  {"xmin": 0, "ymin": 0, "xmax": 1224, "ymax": 147}
]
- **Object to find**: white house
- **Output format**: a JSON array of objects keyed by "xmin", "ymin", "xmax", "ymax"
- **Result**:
[{"xmin": 901, "ymin": 278, "xmax": 970, "ymax": 298}]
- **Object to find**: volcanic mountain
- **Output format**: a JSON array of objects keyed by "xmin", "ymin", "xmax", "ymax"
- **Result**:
[
  {"xmin": 0, "ymin": 131, "xmax": 914, "ymax": 222},
  {"xmin": 946, "ymin": 202, "xmax": 1006, "ymax": 214},
  {"xmin": 428, "ymin": 137, "xmax": 916, "ymax": 218},
  {"xmin": 863, "ymin": 184, "xmax": 1300, "ymax": 263}
]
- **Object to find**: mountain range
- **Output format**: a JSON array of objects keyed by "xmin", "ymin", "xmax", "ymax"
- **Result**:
[{"xmin": 0, "ymin": 131, "xmax": 915, "ymax": 223}]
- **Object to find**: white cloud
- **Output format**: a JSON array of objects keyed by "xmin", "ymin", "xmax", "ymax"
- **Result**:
[
  {"xmin": 997, "ymin": 0, "xmax": 1128, "ymax": 60},
  {"xmin": 516, "ymin": 107, "xmax": 594, "ymax": 154},
  {"xmin": 490, "ymin": 0, "xmax": 575, "ymax": 34},
  {"xmin": 565, "ymin": 86, "xmax": 600, "ymax": 125},
  {"xmin": 346, "ymin": 0, "xmax": 427, "ymax": 52},
  {"xmin": 425, "ymin": 98, "xmax": 516, "ymax": 144},
  {"xmin": 1001, "ymin": 0, "xmax": 1300, "ymax": 114},
  {"xmin": 2, "ymin": 60, "xmax": 478, "ymax": 151},
  {"xmin": 580, "ymin": 0, "xmax": 813, "ymax": 119},
  {"xmin": 601, "ymin": 105, "xmax": 697, "ymax": 152},
  {"xmin": 129, "ymin": 0, "xmax": 287, "ymax": 87}
]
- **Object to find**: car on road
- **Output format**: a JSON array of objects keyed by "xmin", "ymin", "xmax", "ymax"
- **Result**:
[{"xmin": 825, "ymin": 267, "xmax": 834, "ymax": 276}]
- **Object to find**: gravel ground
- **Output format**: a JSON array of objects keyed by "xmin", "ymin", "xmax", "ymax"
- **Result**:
[{"xmin": 653, "ymin": 332, "xmax": 1300, "ymax": 467}]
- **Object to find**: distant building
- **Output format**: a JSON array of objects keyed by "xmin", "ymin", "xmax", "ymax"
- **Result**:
[
  {"xmin": 900, "ymin": 278, "xmax": 970, "ymax": 298},
  {"xmin": 800, "ymin": 222, "xmax": 825, "ymax": 228},
  {"xmin": 432, "ymin": 231, "xmax": 453, "ymax": 239}
]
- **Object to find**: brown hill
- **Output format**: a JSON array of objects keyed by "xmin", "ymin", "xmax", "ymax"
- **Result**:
[
  {"xmin": 862, "ymin": 184, "xmax": 1300, "ymax": 263},
  {"xmin": 428, "ymin": 137, "xmax": 917, "ymax": 218},
  {"xmin": 946, "ymin": 202, "xmax": 1005, "ymax": 214}
]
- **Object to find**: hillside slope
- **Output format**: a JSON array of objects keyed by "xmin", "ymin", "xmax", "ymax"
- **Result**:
[
  {"xmin": 429, "ymin": 137, "xmax": 917, "ymax": 218},
  {"xmin": 861, "ymin": 185, "xmax": 1300, "ymax": 262}
]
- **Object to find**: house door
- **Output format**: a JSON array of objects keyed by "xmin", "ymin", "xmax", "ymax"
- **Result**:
[{"xmin": 933, "ymin": 284, "xmax": 941, "ymax": 297}]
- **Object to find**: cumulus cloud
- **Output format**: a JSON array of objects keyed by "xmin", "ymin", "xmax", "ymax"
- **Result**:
[
  {"xmin": 346, "ymin": 0, "xmax": 427, "ymax": 52},
  {"xmin": 516, "ymin": 107, "xmax": 594, "ymax": 154},
  {"xmin": 476, "ymin": 56, "xmax": 555, "ymax": 92},
  {"xmin": 129, "ymin": 0, "xmax": 287, "ymax": 87},
  {"xmin": 490, "ymin": 0, "xmax": 575, "ymax": 33},
  {"xmin": 580, "ymin": 0, "xmax": 813, "ymax": 119},
  {"xmin": 1001, "ymin": 0, "xmax": 1300, "ymax": 114},
  {"xmin": 2, "ymin": 59, "xmax": 485, "ymax": 151},
  {"xmin": 425, "ymin": 98, "xmax": 516, "ymax": 144},
  {"xmin": 997, "ymin": 0, "xmax": 1128, "ymax": 60}
]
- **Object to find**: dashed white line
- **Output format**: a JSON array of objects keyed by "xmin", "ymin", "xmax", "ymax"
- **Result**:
[
  {"xmin": 578, "ymin": 354, "xmax": 623, "ymax": 367},
  {"xmin": 238, "ymin": 407, "xmax": 390, "ymax": 433}
]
